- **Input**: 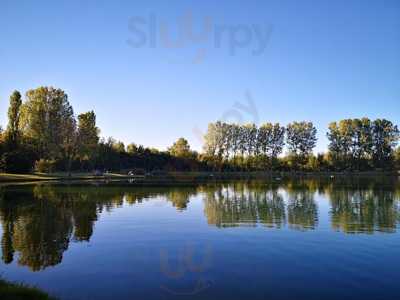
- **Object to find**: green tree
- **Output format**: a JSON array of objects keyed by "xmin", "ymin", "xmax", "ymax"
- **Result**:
[
  {"xmin": 127, "ymin": 143, "xmax": 139, "ymax": 154},
  {"xmin": 371, "ymin": 119, "xmax": 399, "ymax": 169},
  {"xmin": 395, "ymin": 147, "xmax": 400, "ymax": 170},
  {"xmin": 222, "ymin": 123, "xmax": 233, "ymax": 160},
  {"xmin": 17, "ymin": 87, "xmax": 77, "ymax": 173},
  {"xmin": 358, "ymin": 118, "xmax": 373, "ymax": 160},
  {"xmin": 349, "ymin": 118, "xmax": 373, "ymax": 170},
  {"xmin": 327, "ymin": 121, "xmax": 344, "ymax": 169},
  {"xmin": 286, "ymin": 121, "xmax": 317, "ymax": 169},
  {"xmin": 203, "ymin": 122, "xmax": 226, "ymax": 169},
  {"xmin": 337, "ymin": 119, "xmax": 353, "ymax": 164},
  {"xmin": 203, "ymin": 122, "xmax": 218, "ymax": 157},
  {"xmin": 0, "ymin": 126, "xmax": 4, "ymax": 155},
  {"xmin": 327, "ymin": 119, "xmax": 364, "ymax": 170},
  {"xmin": 237, "ymin": 124, "xmax": 248, "ymax": 157},
  {"xmin": 306, "ymin": 153, "xmax": 327, "ymax": 171},
  {"xmin": 1, "ymin": 92, "xmax": 37, "ymax": 173},
  {"xmin": 229, "ymin": 124, "xmax": 241, "ymax": 158},
  {"xmin": 328, "ymin": 118, "xmax": 399, "ymax": 170},
  {"xmin": 95, "ymin": 138, "xmax": 123, "ymax": 171},
  {"xmin": 5, "ymin": 91, "xmax": 22, "ymax": 149},
  {"xmin": 169, "ymin": 138, "xmax": 191, "ymax": 158},
  {"xmin": 112, "ymin": 141, "xmax": 126, "ymax": 153},
  {"xmin": 243, "ymin": 123, "xmax": 257, "ymax": 156},
  {"xmin": 77, "ymin": 111, "xmax": 99, "ymax": 169},
  {"xmin": 20, "ymin": 87, "xmax": 76, "ymax": 163},
  {"xmin": 257, "ymin": 123, "xmax": 285, "ymax": 169}
]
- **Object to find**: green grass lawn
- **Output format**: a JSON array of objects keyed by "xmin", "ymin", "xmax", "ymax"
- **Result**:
[
  {"xmin": 0, "ymin": 172, "xmax": 144, "ymax": 183},
  {"xmin": 0, "ymin": 173, "xmax": 55, "ymax": 182},
  {"xmin": 0, "ymin": 278, "xmax": 57, "ymax": 300}
]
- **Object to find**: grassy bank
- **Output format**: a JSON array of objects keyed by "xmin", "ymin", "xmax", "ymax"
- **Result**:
[
  {"xmin": 0, "ymin": 173, "xmax": 56, "ymax": 182},
  {"xmin": 0, "ymin": 172, "xmax": 138, "ymax": 183},
  {"xmin": 0, "ymin": 278, "xmax": 57, "ymax": 300}
]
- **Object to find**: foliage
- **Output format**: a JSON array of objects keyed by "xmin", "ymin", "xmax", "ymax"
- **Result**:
[
  {"xmin": 34, "ymin": 159, "xmax": 57, "ymax": 173},
  {"xmin": 0, "ymin": 150, "xmax": 34, "ymax": 173},
  {"xmin": 371, "ymin": 119, "xmax": 399, "ymax": 168},
  {"xmin": 5, "ymin": 91, "xmax": 22, "ymax": 149},
  {"xmin": 286, "ymin": 121, "xmax": 317, "ymax": 156},
  {"xmin": 76, "ymin": 111, "xmax": 100, "ymax": 170},
  {"xmin": 169, "ymin": 138, "xmax": 192, "ymax": 158},
  {"xmin": 327, "ymin": 118, "xmax": 399, "ymax": 170},
  {"xmin": 0, "ymin": 126, "xmax": 4, "ymax": 156},
  {"xmin": 395, "ymin": 147, "xmax": 400, "ymax": 169},
  {"xmin": 0, "ymin": 87, "xmax": 399, "ymax": 173},
  {"xmin": 126, "ymin": 143, "xmax": 139, "ymax": 154},
  {"xmin": 286, "ymin": 121, "xmax": 317, "ymax": 170},
  {"xmin": 203, "ymin": 122, "xmax": 287, "ymax": 170},
  {"xmin": 19, "ymin": 87, "xmax": 76, "ymax": 160},
  {"xmin": 258, "ymin": 123, "xmax": 285, "ymax": 159}
]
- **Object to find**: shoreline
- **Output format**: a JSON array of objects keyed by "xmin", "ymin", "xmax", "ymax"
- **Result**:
[{"xmin": 1, "ymin": 171, "xmax": 398, "ymax": 185}]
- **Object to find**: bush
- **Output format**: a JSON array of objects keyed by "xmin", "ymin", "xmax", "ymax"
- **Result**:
[
  {"xmin": 34, "ymin": 159, "xmax": 57, "ymax": 173},
  {"xmin": 395, "ymin": 148, "xmax": 400, "ymax": 170},
  {"xmin": 0, "ymin": 150, "xmax": 35, "ymax": 173}
]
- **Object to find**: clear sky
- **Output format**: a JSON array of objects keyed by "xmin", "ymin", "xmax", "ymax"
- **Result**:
[{"xmin": 1, "ymin": 0, "xmax": 399, "ymax": 153}]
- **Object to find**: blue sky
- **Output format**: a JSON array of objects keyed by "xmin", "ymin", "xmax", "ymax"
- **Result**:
[{"xmin": 1, "ymin": 0, "xmax": 399, "ymax": 153}]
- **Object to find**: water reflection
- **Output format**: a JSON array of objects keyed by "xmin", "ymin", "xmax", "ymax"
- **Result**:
[
  {"xmin": 0, "ymin": 185, "xmax": 200, "ymax": 271},
  {"xmin": 0, "ymin": 177, "xmax": 399, "ymax": 271},
  {"xmin": 202, "ymin": 183, "xmax": 259, "ymax": 228},
  {"xmin": 327, "ymin": 184, "xmax": 400, "ymax": 234},
  {"xmin": 286, "ymin": 188, "xmax": 318, "ymax": 231},
  {"xmin": 202, "ymin": 181, "xmax": 319, "ymax": 230}
]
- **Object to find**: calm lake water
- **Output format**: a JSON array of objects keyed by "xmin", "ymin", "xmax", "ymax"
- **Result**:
[{"xmin": 1, "ymin": 178, "xmax": 400, "ymax": 300}]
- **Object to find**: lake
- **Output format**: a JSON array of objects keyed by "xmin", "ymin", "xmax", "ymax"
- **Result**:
[{"xmin": 1, "ymin": 177, "xmax": 399, "ymax": 300}]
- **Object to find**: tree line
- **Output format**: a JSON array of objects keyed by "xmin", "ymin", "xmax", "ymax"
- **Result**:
[
  {"xmin": 0, "ymin": 87, "xmax": 206, "ymax": 173},
  {"xmin": 203, "ymin": 119, "xmax": 400, "ymax": 171},
  {"xmin": 0, "ymin": 86, "xmax": 399, "ymax": 173}
]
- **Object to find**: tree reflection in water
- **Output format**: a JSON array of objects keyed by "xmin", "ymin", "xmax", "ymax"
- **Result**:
[
  {"xmin": 285, "ymin": 181, "xmax": 318, "ymax": 230},
  {"xmin": 0, "ymin": 184, "xmax": 199, "ymax": 271},
  {"xmin": 0, "ymin": 177, "xmax": 399, "ymax": 271},
  {"xmin": 202, "ymin": 180, "xmax": 318, "ymax": 230},
  {"xmin": 325, "ymin": 177, "xmax": 400, "ymax": 233}
]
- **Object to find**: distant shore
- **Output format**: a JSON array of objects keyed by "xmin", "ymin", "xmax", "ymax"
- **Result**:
[{"xmin": 1, "ymin": 171, "xmax": 399, "ymax": 185}]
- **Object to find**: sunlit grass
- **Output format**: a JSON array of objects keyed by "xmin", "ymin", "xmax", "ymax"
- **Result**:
[
  {"xmin": 0, "ymin": 173, "xmax": 53, "ymax": 181},
  {"xmin": 0, "ymin": 172, "xmax": 143, "ymax": 183}
]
